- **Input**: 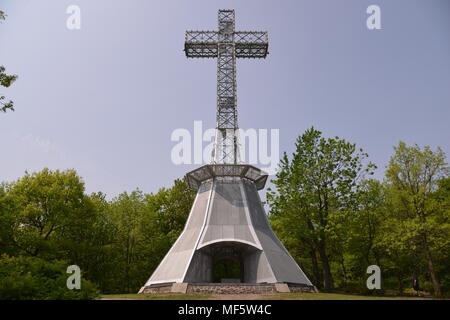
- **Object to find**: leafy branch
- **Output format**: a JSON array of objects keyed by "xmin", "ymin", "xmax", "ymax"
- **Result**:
[{"xmin": 0, "ymin": 11, "xmax": 18, "ymax": 113}]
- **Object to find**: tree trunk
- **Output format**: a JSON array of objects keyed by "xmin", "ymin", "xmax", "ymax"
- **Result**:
[
  {"xmin": 422, "ymin": 238, "xmax": 441, "ymax": 296},
  {"xmin": 309, "ymin": 248, "xmax": 322, "ymax": 289},
  {"xmin": 396, "ymin": 272, "xmax": 403, "ymax": 294},
  {"xmin": 317, "ymin": 239, "xmax": 333, "ymax": 291},
  {"xmin": 340, "ymin": 253, "xmax": 348, "ymax": 286}
]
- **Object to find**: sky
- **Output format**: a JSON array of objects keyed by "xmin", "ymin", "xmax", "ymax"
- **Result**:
[{"xmin": 0, "ymin": 0, "xmax": 449, "ymax": 200}]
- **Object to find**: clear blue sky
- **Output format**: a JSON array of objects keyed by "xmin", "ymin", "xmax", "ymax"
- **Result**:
[{"xmin": 1, "ymin": 0, "xmax": 449, "ymax": 199}]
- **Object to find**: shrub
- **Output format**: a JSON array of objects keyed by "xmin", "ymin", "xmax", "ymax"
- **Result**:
[{"xmin": 0, "ymin": 254, "xmax": 99, "ymax": 300}]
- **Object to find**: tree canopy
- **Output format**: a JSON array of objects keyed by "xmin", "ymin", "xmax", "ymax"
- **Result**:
[
  {"xmin": 0, "ymin": 131, "xmax": 448, "ymax": 298},
  {"xmin": 0, "ymin": 10, "xmax": 17, "ymax": 113},
  {"xmin": 268, "ymin": 130, "xmax": 449, "ymax": 296}
]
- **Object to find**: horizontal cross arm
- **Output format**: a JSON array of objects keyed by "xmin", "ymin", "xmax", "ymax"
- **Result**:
[
  {"xmin": 185, "ymin": 31, "xmax": 219, "ymax": 58},
  {"xmin": 186, "ymin": 31, "xmax": 219, "ymax": 43},
  {"xmin": 235, "ymin": 31, "xmax": 268, "ymax": 58},
  {"xmin": 184, "ymin": 30, "xmax": 269, "ymax": 58},
  {"xmin": 234, "ymin": 31, "xmax": 268, "ymax": 44}
]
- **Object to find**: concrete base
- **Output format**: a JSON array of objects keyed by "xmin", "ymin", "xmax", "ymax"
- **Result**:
[
  {"xmin": 171, "ymin": 282, "xmax": 188, "ymax": 293},
  {"xmin": 139, "ymin": 282, "xmax": 317, "ymax": 295},
  {"xmin": 144, "ymin": 176, "xmax": 315, "ymax": 288},
  {"xmin": 274, "ymin": 283, "xmax": 290, "ymax": 293}
]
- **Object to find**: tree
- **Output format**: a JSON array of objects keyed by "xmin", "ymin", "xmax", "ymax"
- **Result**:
[
  {"xmin": 59, "ymin": 191, "xmax": 117, "ymax": 293},
  {"xmin": 0, "ymin": 168, "xmax": 195, "ymax": 295},
  {"xmin": 384, "ymin": 142, "xmax": 450, "ymax": 296},
  {"xmin": 267, "ymin": 127, "xmax": 375, "ymax": 291},
  {"xmin": 145, "ymin": 178, "xmax": 196, "ymax": 243},
  {"xmin": 108, "ymin": 190, "xmax": 148, "ymax": 292},
  {"xmin": 4, "ymin": 168, "xmax": 92, "ymax": 258},
  {"xmin": 343, "ymin": 179, "xmax": 388, "ymax": 292},
  {"xmin": 350, "ymin": 180, "xmax": 386, "ymax": 263},
  {"xmin": 0, "ymin": 254, "xmax": 99, "ymax": 300},
  {"xmin": 0, "ymin": 11, "xmax": 18, "ymax": 113},
  {"xmin": 103, "ymin": 178, "xmax": 195, "ymax": 293},
  {"xmin": 432, "ymin": 177, "xmax": 450, "ymax": 294},
  {"xmin": 0, "ymin": 184, "xmax": 17, "ymax": 256}
]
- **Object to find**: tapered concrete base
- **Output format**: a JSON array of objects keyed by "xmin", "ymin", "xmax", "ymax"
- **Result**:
[
  {"xmin": 140, "ymin": 165, "xmax": 316, "ymax": 292},
  {"xmin": 140, "ymin": 282, "xmax": 317, "ymax": 294}
]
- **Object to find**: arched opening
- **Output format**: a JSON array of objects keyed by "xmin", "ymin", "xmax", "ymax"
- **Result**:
[{"xmin": 198, "ymin": 241, "xmax": 260, "ymax": 283}]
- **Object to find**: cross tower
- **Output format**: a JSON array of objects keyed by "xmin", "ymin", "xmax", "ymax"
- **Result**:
[
  {"xmin": 185, "ymin": 9, "xmax": 268, "ymax": 164},
  {"xmin": 140, "ymin": 10, "xmax": 316, "ymax": 295}
]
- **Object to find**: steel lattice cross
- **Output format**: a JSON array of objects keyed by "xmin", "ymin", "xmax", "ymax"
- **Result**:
[{"xmin": 184, "ymin": 9, "xmax": 269, "ymax": 164}]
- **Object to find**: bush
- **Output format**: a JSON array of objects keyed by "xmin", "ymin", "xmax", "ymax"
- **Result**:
[
  {"xmin": 0, "ymin": 255, "xmax": 99, "ymax": 300},
  {"xmin": 336, "ymin": 280, "xmax": 386, "ymax": 296},
  {"xmin": 440, "ymin": 276, "xmax": 450, "ymax": 298}
]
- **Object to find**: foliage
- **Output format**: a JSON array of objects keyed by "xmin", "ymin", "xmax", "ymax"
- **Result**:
[
  {"xmin": 3, "ymin": 169, "xmax": 92, "ymax": 258},
  {"xmin": 0, "ymin": 254, "xmax": 99, "ymax": 300},
  {"xmin": 0, "ymin": 11, "xmax": 18, "ymax": 113},
  {"xmin": 0, "ymin": 134, "xmax": 448, "ymax": 298},
  {"xmin": 381, "ymin": 142, "xmax": 450, "ymax": 296},
  {"xmin": 267, "ymin": 130, "xmax": 449, "ymax": 297},
  {"xmin": 267, "ymin": 127, "xmax": 376, "ymax": 291},
  {"xmin": 0, "ymin": 169, "xmax": 194, "ymax": 298}
]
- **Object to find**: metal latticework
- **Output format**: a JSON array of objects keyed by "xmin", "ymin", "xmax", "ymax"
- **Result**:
[
  {"xmin": 141, "ymin": 12, "xmax": 317, "ymax": 291},
  {"xmin": 185, "ymin": 31, "xmax": 268, "ymax": 58},
  {"xmin": 186, "ymin": 164, "xmax": 268, "ymax": 190},
  {"xmin": 185, "ymin": 9, "xmax": 268, "ymax": 164}
]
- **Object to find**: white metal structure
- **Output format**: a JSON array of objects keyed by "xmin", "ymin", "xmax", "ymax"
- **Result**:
[{"xmin": 141, "ymin": 10, "xmax": 314, "ymax": 292}]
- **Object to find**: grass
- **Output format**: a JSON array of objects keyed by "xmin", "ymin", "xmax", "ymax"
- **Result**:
[
  {"xmin": 100, "ymin": 293, "xmax": 212, "ymax": 300},
  {"xmin": 100, "ymin": 292, "xmax": 435, "ymax": 300},
  {"xmin": 264, "ymin": 292, "xmax": 431, "ymax": 300}
]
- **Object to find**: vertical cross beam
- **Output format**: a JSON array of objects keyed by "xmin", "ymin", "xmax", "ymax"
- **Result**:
[
  {"xmin": 216, "ymin": 10, "xmax": 237, "ymax": 164},
  {"xmin": 184, "ymin": 10, "xmax": 269, "ymax": 165}
]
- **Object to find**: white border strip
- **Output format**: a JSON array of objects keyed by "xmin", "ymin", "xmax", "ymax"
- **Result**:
[
  {"xmin": 144, "ymin": 190, "xmax": 202, "ymax": 286},
  {"xmin": 197, "ymin": 238, "xmax": 261, "ymax": 250},
  {"xmin": 241, "ymin": 179, "xmax": 277, "ymax": 282},
  {"xmin": 253, "ymin": 182, "xmax": 314, "ymax": 286},
  {"xmin": 180, "ymin": 179, "xmax": 216, "ymax": 282}
]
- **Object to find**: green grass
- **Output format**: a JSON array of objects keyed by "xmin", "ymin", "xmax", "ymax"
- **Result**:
[
  {"xmin": 100, "ymin": 293, "xmax": 212, "ymax": 300},
  {"xmin": 264, "ymin": 292, "xmax": 430, "ymax": 300},
  {"xmin": 100, "ymin": 292, "xmax": 433, "ymax": 300}
]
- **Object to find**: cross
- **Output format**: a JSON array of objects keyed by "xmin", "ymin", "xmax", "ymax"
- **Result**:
[{"xmin": 184, "ymin": 9, "xmax": 269, "ymax": 164}]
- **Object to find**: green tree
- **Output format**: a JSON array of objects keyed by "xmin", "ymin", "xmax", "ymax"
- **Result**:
[
  {"xmin": 104, "ymin": 178, "xmax": 195, "ymax": 293},
  {"xmin": 108, "ymin": 190, "xmax": 148, "ymax": 292},
  {"xmin": 342, "ymin": 179, "xmax": 388, "ymax": 293},
  {"xmin": 0, "ymin": 184, "xmax": 17, "ymax": 256},
  {"xmin": 383, "ymin": 142, "xmax": 450, "ymax": 296},
  {"xmin": 4, "ymin": 168, "xmax": 93, "ymax": 258},
  {"xmin": 0, "ymin": 168, "xmax": 195, "ymax": 295},
  {"xmin": 267, "ymin": 127, "xmax": 375, "ymax": 291},
  {"xmin": 146, "ymin": 178, "xmax": 196, "ymax": 243},
  {"xmin": 0, "ymin": 11, "xmax": 17, "ymax": 113},
  {"xmin": 0, "ymin": 170, "xmax": 113, "ymax": 297},
  {"xmin": 432, "ymin": 178, "xmax": 450, "ymax": 294},
  {"xmin": 59, "ymin": 191, "xmax": 117, "ymax": 293},
  {"xmin": 0, "ymin": 254, "xmax": 99, "ymax": 300}
]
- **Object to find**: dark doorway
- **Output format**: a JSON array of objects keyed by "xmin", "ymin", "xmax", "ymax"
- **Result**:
[
  {"xmin": 199, "ymin": 241, "xmax": 260, "ymax": 283},
  {"xmin": 212, "ymin": 258, "xmax": 242, "ymax": 283}
]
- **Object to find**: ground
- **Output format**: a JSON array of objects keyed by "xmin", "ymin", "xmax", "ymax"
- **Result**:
[{"xmin": 100, "ymin": 292, "xmax": 436, "ymax": 300}]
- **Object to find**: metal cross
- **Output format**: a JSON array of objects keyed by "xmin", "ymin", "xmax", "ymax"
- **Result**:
[{"xmin": 184, "ymin": 9, "xmax": 269, "ymax": 164}]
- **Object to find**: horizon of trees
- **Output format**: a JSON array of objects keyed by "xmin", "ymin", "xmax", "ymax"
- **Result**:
[
  {"xmin": 267, "ymin": 128, "xmax": 449, "ymax": 296},
  {"xmin": 0, "ymin": 129, "xmax": 449, "ymax": 299}
]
